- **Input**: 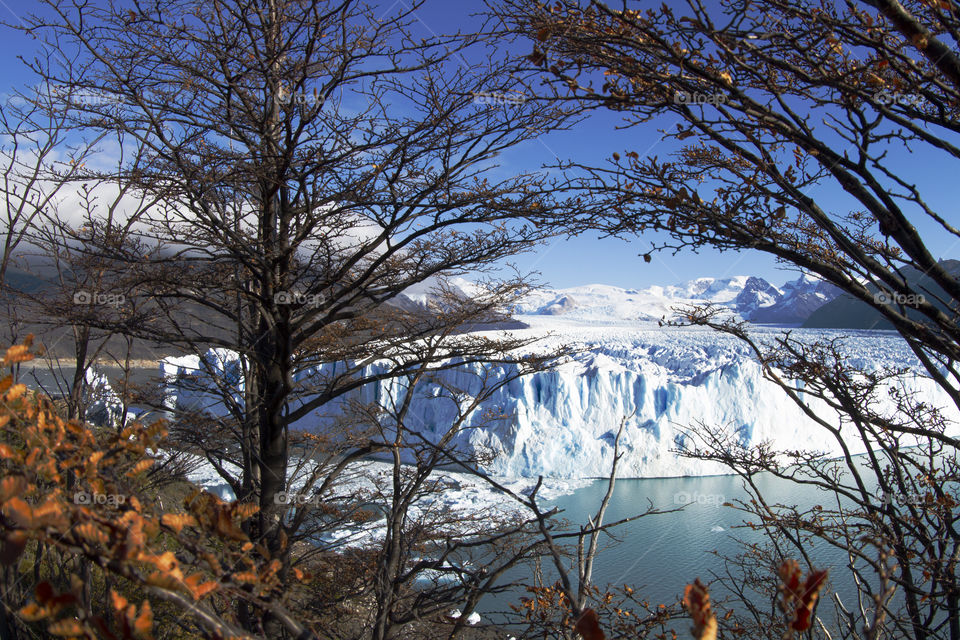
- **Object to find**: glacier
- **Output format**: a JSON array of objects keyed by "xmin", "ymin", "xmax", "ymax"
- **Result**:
[{"xmin": 160, "ymin": 315, "xmax": 959, "ymax": 479}]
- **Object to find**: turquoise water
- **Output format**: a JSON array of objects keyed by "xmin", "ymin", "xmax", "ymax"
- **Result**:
[{"xmin": 478, "ymin": 470, "xmax": 864, "ymax": 625}]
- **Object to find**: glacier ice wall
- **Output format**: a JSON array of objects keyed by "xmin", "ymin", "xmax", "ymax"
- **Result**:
[{"xmin": 161, "ymin": 324, "xmax": 960, "ymax": 478}]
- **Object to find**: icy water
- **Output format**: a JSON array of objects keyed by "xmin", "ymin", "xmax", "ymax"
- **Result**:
[{"xmin": 479, "ymin": 470, "xmax": 864, "ymax": 626}]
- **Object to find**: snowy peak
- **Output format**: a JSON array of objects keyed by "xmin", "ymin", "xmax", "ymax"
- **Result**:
[
  {"xmin": 752, "ymin": 274, "xmax": 842, "ymax": 324},
  {"xmin": 734, "ymin": 276, "xmax": 783, "ymax": 315},
  {"xmin": 513, "ymin": 284, "xmax": 680, "ymax": 322},
  {"xmin": 662, "ymin": 276, "xmax": 753, "ymax": 303},
  {"xmin": 515, "ymin": 273, "xmax": 840, "ymax": 325},
  {"xmin": 400, "ymin": 273, "xmax": 840, "ymax": 325},
  {"xmin": 399, "ymin": 276, "xmax": 479, "ymax": 307}
]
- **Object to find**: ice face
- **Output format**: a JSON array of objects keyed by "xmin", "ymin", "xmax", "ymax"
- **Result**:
[
  {"xmin": 162, "ymin": 317, "xmax": 957, "ymax": 478},
  {"xmin": 84, "ymin": 367, "xmax": 127, "ymax": 427}
]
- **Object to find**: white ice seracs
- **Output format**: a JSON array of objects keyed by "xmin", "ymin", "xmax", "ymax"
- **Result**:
[
  {"xmin": 84, "ymin": 367, "xmax": 139, "ymax": 428},
  {"xmin": 162, "ymin": 317, "xmax": 957, "ymax": 479}
]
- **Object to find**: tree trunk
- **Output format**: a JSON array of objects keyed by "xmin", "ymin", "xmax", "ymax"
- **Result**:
[
  {"xmin": 68, "ymin": 325, "xmax": 90, "ymax": 421},
  {"xmin": 372, "ymin": 447, "xmax": 406, "ymax": 640}
]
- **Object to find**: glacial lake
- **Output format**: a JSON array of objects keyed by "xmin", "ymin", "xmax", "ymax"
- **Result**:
[{"xmin": 478, "ymin": 469, "xmax": 871, "ymax": 628}]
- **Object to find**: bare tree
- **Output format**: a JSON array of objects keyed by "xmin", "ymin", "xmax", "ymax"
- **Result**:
[
  {"xmin": 21, "ymin": 144, "xmax": 160, "ymax": 425},
  {"xmin": 11, "ymin": 0, "xmax": 585, "ymax": 635},
  {"xmin": 0, "ymin": 78, "xmax": 99, "ymax": 345},
  {"xmin": 494, "ymin": 0, "xmax": 960, "ymax": 638}
]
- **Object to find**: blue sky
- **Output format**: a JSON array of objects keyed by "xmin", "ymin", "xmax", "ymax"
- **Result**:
[{"xmin": 1, "ymin": 0, "xmax": 956, "ymax": 291}]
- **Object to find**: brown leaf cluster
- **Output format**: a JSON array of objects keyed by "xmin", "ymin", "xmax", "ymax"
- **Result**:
[{"xmin": 0, "ymin": 340, "xmax": 305, "ymax": 639}]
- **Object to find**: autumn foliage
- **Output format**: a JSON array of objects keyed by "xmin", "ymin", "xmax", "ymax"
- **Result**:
[
  {"xmin": 778, "ymin": 560, "xmax": 829, "ymax": 635},
  {"xmin": 0, "ymin": 340, "xmax": 314, "ymax": 639},
  {"xmin": 682, "ymin": 579, "xmax": 717, "ymax": 640},
  {"xmin": 677, "ymin": 564, "xmax": 827, "ymax": 640}
]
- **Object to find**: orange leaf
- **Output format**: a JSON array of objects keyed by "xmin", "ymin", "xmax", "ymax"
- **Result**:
[
  {"xmin": 125, "ymin": 459, "xmax": 154, "ymax": 477},
  {"xmin": 184, "ymin": 574, "xmax": 218, "ymax": 599},
  {"xmin": 76, "ymin": 522, "xmax": 110, "ymax": 547},
  {"xmin": 110, "ymin": 589, "xmax": 128, "ymax": 612},
  {"xmin": 33, "ymin": 499, "xmax": 68, "ymax": 528},
  {"xmin": 791, "ymin": 569, "xmax": 828, "ymax": 631},
  {"xmin": 233, "ymin": 502, "xmax": 259, "ymax": 521},
  {"xmin": 6, "ymin": 384, "xmax": 27, "ymax": 402},
  {"xmin": 779, "ymin": 560, "xmax": 828, "ymax": 632},
  {"xmin": 575, "ymin": 608, "xmax": 606, "ymax": 640},
  {"xmin": 683, "ymin": 579, "xmax": 718, "ymax": 640},
  {"xmin": 194, "ymin": 581, "xmax": 218, "ymax": 599},
  {"xmin": 148, "ymin": 551, "xmax": 178, "ymax": 572},
  {"xmin": 161, "ymin": 513, "xmax": 197, "ymax": 533},
  {"xmin": 0, "ymin": 475, "xmax": 28, "ymax": 502},
  {"xmin": 133, "ymin": 600, "xmax": 153, "ymax": 639},
  {"xmin": 18, "ymin": 601, "xmax": 46, "ymax": 621},
  {"xmin": 3, "ymin": 342, "xmax": 34, "ymax": 365},
  {"xmin": 3, "ymin": 497, "xmax": 34, "ymax": 528},
  {"xmin": 292, "ymin": 567, "xmax": 312, "ymax": 581},
  {"xmin": 47, "ymin": 618, "xmax": 85, "ymax": 636}
]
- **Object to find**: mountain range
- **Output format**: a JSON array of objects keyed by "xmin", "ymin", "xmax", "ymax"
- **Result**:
[{"xmin": 497, "ymin": 273, "xmax": 843, "ymax": 325}]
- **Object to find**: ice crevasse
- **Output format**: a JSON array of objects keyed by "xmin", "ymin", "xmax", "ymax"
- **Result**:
[{"xmin": 160, "ymin": 324, "xmax": 960, "ymax": 479}]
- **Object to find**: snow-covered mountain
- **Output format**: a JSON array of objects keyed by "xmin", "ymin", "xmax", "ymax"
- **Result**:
[
  {"xmin": 396, "ymin": 272, "xmax": 840, "ymax": 325},
  {"xmin": 753, "ymin": 274, "xmax": 842, "ymax": 324},
  {"xmin": 398, "ymin": 276, "xmax": 482, "ymax": 308},
  {"xmin": 514, "ymin": 274, "xmax": 840, "ymax": 325}
]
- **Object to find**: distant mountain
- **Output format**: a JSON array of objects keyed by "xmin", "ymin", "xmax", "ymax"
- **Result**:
[
  {"xmin": 397, "ymin": 277, "xmax": 529, "ymax": 330},
  {"xmin": 514, "ymin": 283, "xmax": 677, "ymax": 321},
  {"xmin": 511, "ymin": 273, "xmax": 841, "ymax": 325},
  {"xmin": 4, "ymin": 268, "xmax": 51, "ymax": 294},
  {"xmin": 734, "ymin": 276, "xmax": 784, "ymax": 318},
  {"xmin": 660, "ymin": 275, "xmax": 754, "ymax": 302},
  {"xmin": 751, "ymin": 274, "xmax": 842, "ymax": 324},
  {"xmin": 803, "ymin": 260, "xmax": 960, "ymax": 329}
]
